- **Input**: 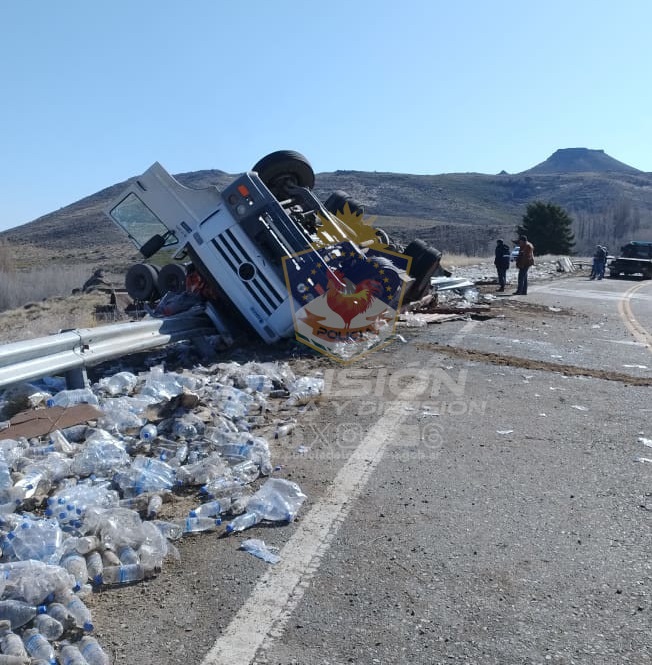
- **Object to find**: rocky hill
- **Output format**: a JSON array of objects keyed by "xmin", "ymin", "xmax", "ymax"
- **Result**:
[{"xmin": 3, "ymin": 148, "xmax": 652, "ymax": 269}]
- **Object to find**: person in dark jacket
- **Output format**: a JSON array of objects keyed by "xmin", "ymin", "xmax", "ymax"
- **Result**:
[{"xmin": 494, "ymin": 239, "xmax": 511, "ymax": 292}]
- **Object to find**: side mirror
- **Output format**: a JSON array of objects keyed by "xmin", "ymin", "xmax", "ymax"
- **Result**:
[{"xmin": 140, "ymin": 234, "xmax": 167, "ymax": 259}]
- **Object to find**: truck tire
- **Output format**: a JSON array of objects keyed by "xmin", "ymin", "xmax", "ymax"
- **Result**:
[
  {"xmin": 158, "ymin": 263, "xmax": 187, "ymax": 295},
  {"xmin": 402, "ymin": 240, "xmax": 442, "ymax": 302},
  {"xmin": 252, "ymin": 150, "xmax": 315, "ymax": 199},
  {"xmin": 125, "ymin": 263, "xmax": 159, "ymax": 301},
  {"xmin": 324, "ymin": 190, "xmax": 365, "ymax": 217}
]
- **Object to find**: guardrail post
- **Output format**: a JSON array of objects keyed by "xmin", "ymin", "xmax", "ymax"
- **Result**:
[{"xmin": 65, "ymin": 367, "xmax": 88, "ymax": 390}]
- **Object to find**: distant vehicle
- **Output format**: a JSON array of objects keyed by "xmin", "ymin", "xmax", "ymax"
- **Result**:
[
  {"xmin": 608, "ymin": 241, "xmax": 652, "ymax": 279},
  {"xmin": 510, "ymin": 247, "xmax": 520, "ymax": 262},
  {"xmin": 105, "ymin": 150, "xmax": 442, "ymax": 345}
]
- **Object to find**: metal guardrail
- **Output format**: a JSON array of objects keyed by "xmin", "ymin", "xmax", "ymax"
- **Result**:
[{"xmin": 0, "ymin": 310, "xmax": 218, "ymax": 390}]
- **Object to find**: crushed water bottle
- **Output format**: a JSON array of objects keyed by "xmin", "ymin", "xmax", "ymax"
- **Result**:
[
  {"xmin": 113, "ymin": 455, "xmax": 176, "ymax": 496},
  {"xmin": 240, "ymin": 538, "xmax": 281, "ymax": 564},
  {"xmin": 171, "ymin": 413, "xmax": 205, "ymax": 440},
  {"xmin": 70, "ymin": 431, "xmax": 129, "ymax": 478},
  {"xmin": 46, "ymin": 388, "xmax": 99, "ymax": 408},
  {"xmin": 285, "ymin": 376, "xmax": 324, "ymax": 407},
  {"xmin": 97, "ymin": 371, "xmax": 138, "ymax": 397},
  {"xmin": 175, "ymin": 453, "xmax": 229, "ymax": 487},
  {"xmin": 244, "ymin": 374, "xmax": 274, "ymax": 394}
]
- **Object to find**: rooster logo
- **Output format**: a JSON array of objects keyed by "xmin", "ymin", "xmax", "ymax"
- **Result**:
[
  {"xmin": 283, "ymin": 239, "xmax": 410, "ymax": 362},
  {"xmin": 326, "ymin": 270, "xmax": 383, "ymax": 330}
]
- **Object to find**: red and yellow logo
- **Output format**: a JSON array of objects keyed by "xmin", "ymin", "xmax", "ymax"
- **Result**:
[{"xmin": 282, "ymin": 205, "xmax": 411, "ymax": 362}]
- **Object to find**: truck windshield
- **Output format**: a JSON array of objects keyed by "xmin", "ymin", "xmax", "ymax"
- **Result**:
[{"xmin": 109, "ymin": 192, "xmax": 178, "ymax": 249}]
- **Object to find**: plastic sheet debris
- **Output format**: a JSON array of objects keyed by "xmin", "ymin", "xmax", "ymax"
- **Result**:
[
  {"xmin": 225, "ymin": 478, "xmax": 307, "ymax": 534},
  {"xmin": 240, "ymin": 538, "xmax": 281, "ymax": 564},
  {"xmin": 638, "ymin": 437, "xmax": 652, "ymax": 448}
]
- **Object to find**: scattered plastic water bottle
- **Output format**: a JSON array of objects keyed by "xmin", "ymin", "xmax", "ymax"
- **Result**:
[
  {"xmin": 0, "ymin": 600, "xmax": 46, "ymax": 629},
  {"xmin": 46, "ymin": 388, "xmax": 99, "ymax": 408},
  {"xmin": 60, "ymin": 644, "xmax": 89, "ymax": 665},
  {"xmin": 244, "ymin": 374, "xmax": 274, "ymax": 394},
  {"xmin": 79, "ymin": 635, "xmax": 112, "ymax": 665},
  {"xmin": 225, "ymin": 511, "xmax": 260, "ymax": 534},
  {"xmin": 60, "ymin": 554, "xmax": 89, "ymax": 590},
  {"xmin": 45, "ymin": 602, "xmax": 74, "ymax": 630},
  {"xmin": 189, "ymin": 498, "xmax": 231, "ymax": 519},
  {"xmin": 117, "ymin": 545, "xmax": 140, "ymax": 565},
  {"xmin": 100, "ymin": 564, "xmax": 146, "ymax": 586},
  {"xmin": 147, "ymin": 494, "xmax": 163, "ymax": 519},
  {"xmin": 0, "ymin": 619, "xmax": 29, "ymax": 658},
  {"xmin": 274, "ymin": 422, "xmax": 296, "ymax": 439},
  {"xmin": 57, "ymin": 591, "xmax": 93, "ymax": 632},
  {"xmin": 85, "ymin": 551, "xmax": 103, "ymax": 586},
  {"xmin": 33, "ymin": 612, "xmax": 64, "ymax": 640},
  {"xmin": 176, "ymin": 516, "xmax": 220, "ymax": 534},
  {"xmin": 285, "ymin": 377, "xmax": 324, "ymax": 407},
  {"xmin": 22, "ymin": 627, "xmax": 55, "ymax": 663},
  {"xmin": 98, "ymin": 371, "xmax": 138, "ymax": 396},
  {"xmin": 139, "ymin": 424, "xmax": 158, "ymax": 441}
]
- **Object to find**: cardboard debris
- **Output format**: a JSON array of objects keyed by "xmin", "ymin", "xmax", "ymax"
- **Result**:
[{"xmin": 0, "ymin": 404, "xmax": 103, "ymax": 440}]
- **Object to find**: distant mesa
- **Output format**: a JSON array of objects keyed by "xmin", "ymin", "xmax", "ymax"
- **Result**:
[{"xmin": 521, "ymin": 147, "xmax": 641, "ymax": 175}]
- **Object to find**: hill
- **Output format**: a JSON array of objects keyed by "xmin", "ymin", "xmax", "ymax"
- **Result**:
[{"xmin": 2, "ymin": 148, "xmax": 652, "ymax": 271}]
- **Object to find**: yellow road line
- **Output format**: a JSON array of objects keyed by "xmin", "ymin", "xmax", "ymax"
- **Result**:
[{"xmin": 618, "ymin": 281, "xmax": 652, "ymax": 352}]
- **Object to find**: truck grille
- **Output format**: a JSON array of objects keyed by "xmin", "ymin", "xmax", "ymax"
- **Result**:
[{"xmin": 212, "ymin": 230, "xmax": 285, "ymax": 316}]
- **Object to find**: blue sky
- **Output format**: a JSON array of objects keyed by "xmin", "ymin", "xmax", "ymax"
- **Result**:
[{"xmin": 1, "ymin": 0, "xmax": 651, "ymax": 232}]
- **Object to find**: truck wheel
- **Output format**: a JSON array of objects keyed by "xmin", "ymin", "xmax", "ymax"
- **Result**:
[
  {"xmin": 645, "ymin": 268, "xmax": 652, "ymax": 280},
  {"xmin": 252, "ymin": 150, "xmax": 315, "ymax": 198},
  {"xmin": 324, "ymin": 190, "xmax": 365, "ymax": 217},
  {"xmin": 125, "ymin": 263, "xmax": 159, "ymax": 301},
  {"xmin": 403, "ymin": 240, "xmax": 442, "ymax": 301},
  {"xmin": 158, "ymin": 263, "xmax": 187, "ymax": 294}
]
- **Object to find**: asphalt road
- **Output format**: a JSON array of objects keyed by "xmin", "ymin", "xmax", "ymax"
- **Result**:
[{"xmin": 90, "ymin": 272, "xmax": 652, "ymax": 665}]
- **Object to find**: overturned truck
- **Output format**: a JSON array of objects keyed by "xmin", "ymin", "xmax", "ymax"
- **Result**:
[{"xmin": 105, "ymin": 150, "xmax": 441, "ymax": 345}]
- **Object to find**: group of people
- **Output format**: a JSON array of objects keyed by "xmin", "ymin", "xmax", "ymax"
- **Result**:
[
  {"xmin": 494, "ymin": 235, "xmax": 534, "ymax": 295},
  {"xmin": 590, "ymin": 244, "xmax": 608, "ymax": 280}
]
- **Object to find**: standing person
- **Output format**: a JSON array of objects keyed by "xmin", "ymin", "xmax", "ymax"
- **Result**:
[
  {"xmin": 494, "ymin": 239, "xmax": 511, "ymax": 292},
  {"xmin": 513, "ymin": 234, "xmax": 535, "ymax": 295}
]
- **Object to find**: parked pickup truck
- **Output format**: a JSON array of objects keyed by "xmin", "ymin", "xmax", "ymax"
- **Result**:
[
  {"xmin": 105, "ymin": 150, "xmax": 442, "ymax": 346},
  {"xmin": 608, "ymin": 241, "xmax": 652, "ymax": 279}
]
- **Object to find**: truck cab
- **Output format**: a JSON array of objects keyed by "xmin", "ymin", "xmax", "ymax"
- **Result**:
[
  {"xmin": 106, "ymin": 151, "xmax": 442, "ymax": 345},
  {"xmin": 608, "ymin": 241, "xmax": 652, "ymax": 279}
]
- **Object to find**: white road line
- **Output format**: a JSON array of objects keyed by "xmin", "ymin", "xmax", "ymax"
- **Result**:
[
  {"xmin": 448, "ymin": 319, "xmax": 479, "ymax": 346},
  {"xmin": 201, "ymin": 399, "xmax": 408, "ymax": 665}
]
